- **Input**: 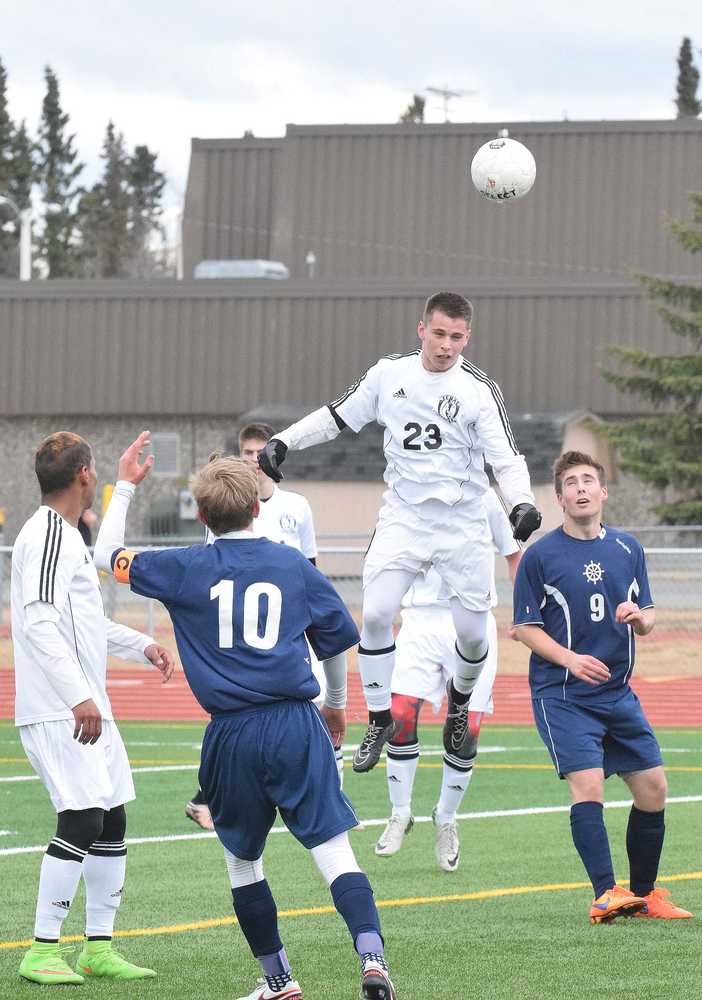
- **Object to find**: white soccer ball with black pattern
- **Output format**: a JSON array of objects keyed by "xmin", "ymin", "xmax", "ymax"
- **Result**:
[{"xmin": 470, "ymin": 137, "xmax": 536, "ymax": 203}]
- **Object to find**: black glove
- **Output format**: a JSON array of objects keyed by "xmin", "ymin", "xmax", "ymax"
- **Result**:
[
  {"xmin": 509, "ymin": 503, "xmax": 542, "ymax": 542},
  {"xmin": 258, "ymin": 438, "xmax": 288, "ymax": 482}
]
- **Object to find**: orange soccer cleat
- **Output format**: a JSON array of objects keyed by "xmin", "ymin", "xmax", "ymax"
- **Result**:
[
  {"xmin": 589, "ymin": 885, "xmax": 647, "ymax": 924},
  {"xmin": 635, "ymin": 887, "xmax": 693, "ymax": 919}
]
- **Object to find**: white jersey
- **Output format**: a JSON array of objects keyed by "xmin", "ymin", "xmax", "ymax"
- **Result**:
[
  {"xmin": 402, "ymin": 489, "xmax": 520, "ymax": 610},
  {"xmin": 205, "ymin": 485, "xmax": 317, "ymax": 557},
  {"xmin": 12, "ymin": 507, "xmax": 114, "ymax": 726},
  {"xmin": 331, "ymin": 350, "xmax": 533, "ymax": 509}
]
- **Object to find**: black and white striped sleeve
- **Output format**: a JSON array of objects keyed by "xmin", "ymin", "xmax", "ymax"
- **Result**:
[
  {"xmin": 329, "ymin": 359, "xmax": 382, "ymax": 433},
  {"xmin": 22, "ymin": 509, "xmax": 78, "ymax": 612},
  {"xmin": 474, "ymin": 377, "xmax": 535, "ymax": 509}
]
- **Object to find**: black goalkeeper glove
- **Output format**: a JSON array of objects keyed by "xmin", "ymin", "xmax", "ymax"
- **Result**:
[
  {"xmin": 258, "ymin": 438, "xmax": 288, "ymax": 482},
  {"xmin": 509, "ymin": 503, "xmax": 542, "ymax": 542}
]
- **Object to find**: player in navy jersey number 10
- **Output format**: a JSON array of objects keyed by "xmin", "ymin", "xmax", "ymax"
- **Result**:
[
  {"xmin": 513, "ymin": 451, "xmax": 691, "ymax": 924},
  {"xmin": 259, "ymin": 291, "xmax": 541, "ymax": 774},
  {"xmin": 94, "ymin": 433, "xmax": 397, "ymax": 1000}
]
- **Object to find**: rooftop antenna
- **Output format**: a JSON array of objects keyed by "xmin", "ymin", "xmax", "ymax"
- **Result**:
[{"xmin": 425, "ymin": 84, "xmax": 477, "ymax": 122}]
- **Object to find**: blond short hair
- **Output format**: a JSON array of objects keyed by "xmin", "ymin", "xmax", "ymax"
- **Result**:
[{"xmin": 190, "ymin": 457, "xmax": 258, "ymax": 535}]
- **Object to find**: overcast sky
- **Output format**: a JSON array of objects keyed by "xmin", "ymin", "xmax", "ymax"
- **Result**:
[{"xmin": 1, "ymin": 1, "xmax": 699, "ymax": 221}]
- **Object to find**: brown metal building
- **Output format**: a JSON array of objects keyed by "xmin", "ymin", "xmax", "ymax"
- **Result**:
[
  {"xmin": 0, "ymin": 277, "xmax": 681, "ymax": 417},
  {"xmin": 183, "ymin": 119, "xmax": 702, "ymax": 281}
]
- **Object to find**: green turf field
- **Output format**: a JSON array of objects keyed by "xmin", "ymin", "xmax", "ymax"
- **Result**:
[{"xmin": 0, "ymin": 720, "xmax": 700, "ymax": 1000}]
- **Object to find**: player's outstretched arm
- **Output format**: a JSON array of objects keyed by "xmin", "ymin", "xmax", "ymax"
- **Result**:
[
  {"xmin": 514, "ymin": 624, "xmax": 611, "ymax": 685},
  {"xmin": 258, "ymin": 407, "xmax": 344, "ymax": 482},
  {"xmin": 93, "ymin": 431, "xmax": 152, "ymax": 572},
  {"xmin": 105, "ymin": 618, "xmax": 175, "ymax": 681}
]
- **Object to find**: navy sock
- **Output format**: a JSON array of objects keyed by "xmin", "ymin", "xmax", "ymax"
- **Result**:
[
  {"xmin": 330, "ymin": 872, "xmax": 383, "ymax": 953},
  {"xmin": 627, "ymin": 806, "xmax": 665, "ymax": 897},
  {"xmin": 231, "ymin": 881, "xmax": 284, "ymax": 960},
  {"xmin": 570, "ymin": 801, "xmax": 615, "ymax": 898}
]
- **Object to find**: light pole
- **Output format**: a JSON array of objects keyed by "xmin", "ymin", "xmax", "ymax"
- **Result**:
[{"xmin": 0, "ymin": 194, "xmax": 32, "ymax": 280}]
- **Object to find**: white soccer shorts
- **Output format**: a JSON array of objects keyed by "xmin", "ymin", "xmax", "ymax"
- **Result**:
[
  {"xmin": 363, "ymin": 493, "xmax": 493, "ymax": 612},
  {"xmin": 392, "ymin": 606, "xmax": 498, "ymax": 714},
  {"xmin": 20, "ymin": 719, "xmax": 135, "ymax": 813}
]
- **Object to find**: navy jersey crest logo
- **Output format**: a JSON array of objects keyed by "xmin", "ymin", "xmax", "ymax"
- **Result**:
[
  {"xmin": 583, "ymin": 561, "xmax": 605, "ymax": 584},
  {"xmin": 280, "ymin": 513, "xmax": 297, "ymax": 533},
  {"xmin": 437, "ymin": 394, "xmax": 460, "ymax": 423}
]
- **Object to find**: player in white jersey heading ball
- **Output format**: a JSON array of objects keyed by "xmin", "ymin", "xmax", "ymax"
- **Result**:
[
  {"xmin": 375, "ymin": 489, "xmax": 521, "ymax": 871},
  {"xmin": 187, "ymin": 423, "xmax": 341, "ymax": 831},
  {"xmin": 11, "ymin": 432, "xmax": 175, "ymax": 985},
  {"xmin": 259, "ymin": 291, "xmax": 541, "ymax": 772}
]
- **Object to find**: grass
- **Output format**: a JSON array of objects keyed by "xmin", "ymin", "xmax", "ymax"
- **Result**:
[{"xmin": 0, "ymin": 721, "xmax": 700, "ymax": 1000}]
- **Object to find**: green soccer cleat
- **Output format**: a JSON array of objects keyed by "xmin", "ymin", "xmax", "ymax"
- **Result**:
[
  {"xmin": 19, "ymin": 941, "xmax": 85, "ymax": 984},
  {"xmin": 76, "ymin": 940, "xmax": 156, "ymax": 979}
]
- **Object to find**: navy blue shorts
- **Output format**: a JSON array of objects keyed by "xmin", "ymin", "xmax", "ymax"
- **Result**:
[
  {"xmin": 199, "ymin": 699, "xmax": 358, "ymax": 860},
  {"xmin": 532, "ymin": 689, "xmax": 663, "ymax": 779}
]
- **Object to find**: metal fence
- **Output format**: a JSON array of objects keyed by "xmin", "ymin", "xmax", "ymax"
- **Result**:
[{"xmin": 1, "ymin": 543, "xmax": 701, "ymax": 646}]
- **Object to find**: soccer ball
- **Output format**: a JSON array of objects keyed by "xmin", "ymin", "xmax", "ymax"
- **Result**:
[{"xmin": 470, "ymin": 137, "xmax": 536, "ymax": 203}]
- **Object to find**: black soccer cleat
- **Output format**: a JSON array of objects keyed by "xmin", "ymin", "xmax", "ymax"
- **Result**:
[
  {"xmin": 352, "ymin": 721, "xmax": 397, "ymax": 773},
  {"xmin": 442, "ymin": 679, "xmax": 473, "ymax": 758}
]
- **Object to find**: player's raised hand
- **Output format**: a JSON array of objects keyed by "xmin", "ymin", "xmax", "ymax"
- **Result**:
[
  {"xmin": 144, "ymin": 643, "xmax": 176, "ymax": 683},
  {"xmin": 118, "ymin": 431, "xmax": 154, "ymax": 485},
  {"xmin": 258, "ymin": 438, "xmax": 288, "ymax": 482},
  {"xmin": 72, "ymin": 698, "xmax": 103, "ymax": 744},
  {"xmin": 565, "ymin": 652, "xmax": 611, "ymax": 686}
]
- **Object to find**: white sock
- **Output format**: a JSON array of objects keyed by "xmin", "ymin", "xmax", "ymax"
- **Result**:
[
  {"xmin": 435, "ymin": 761, "xmax": 474, "ymax": 825},
  {"xmin": 386, "ymin": 749, "xmax": 419, "ymax": 816},
  {"xmin": 83, "ymin": 852, "xmax": 127, "ymax": 937},
  {"xmin": 34, "ymin": 854, "xmax": 85, "ymax": 939},
  {"xmin": 453, "ymin": 643, "xmax": 488, "ymax": 696},
  {"xmin": 335, "ymin": 747, "xmax": 344, "ymax": 788},
  {"xmin": 357, "ymin": 648, "xmax": 395, "ymax": 712}
]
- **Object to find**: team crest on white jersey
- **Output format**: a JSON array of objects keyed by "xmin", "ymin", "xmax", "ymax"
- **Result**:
[
  {"xmin": 280, "ymin": 513, "xmax": 298, "ymax": 533},
  {"xmin": 583, "ymin": 561, "xmax": 605, "ymax": 585},
  {"xmin": 437, "ymin": 394, "xmax": 461, "ymax": 422}
]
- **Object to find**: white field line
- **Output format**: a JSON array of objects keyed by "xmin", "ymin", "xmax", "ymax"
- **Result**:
[
  {"xmin": 0, "ymin": 764, "xmax": 200, "ymax": 784},
  {"xmin": 1, "ymin": 738, "xmax": 699, "ymax": 754},
  {"xmin": 1, "ymin": 795, "xmax": 700, "ymax": 858}
]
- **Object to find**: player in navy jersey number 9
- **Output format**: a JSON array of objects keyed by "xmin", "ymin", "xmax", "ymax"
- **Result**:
[
  {"xmin": 259, "ymin": 291, "xmax": 541, "ymax": 774},
  {"xmin": 93, "ymin": 433, "xmax": 397, "ymax": 1000},
  {"xmin": 513, "ymin": 451, "xmax": 692, "ymax": 924}
]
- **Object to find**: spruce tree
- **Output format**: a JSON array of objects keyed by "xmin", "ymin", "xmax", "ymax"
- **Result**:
[
  {"xmin": 399, "ymin": 95, "xmax": 425, "ymax": 123},
  {"xmin": 77, "ymin": 121, "xmax": 133, "ymax": 277},
  {"xmin": 36, "ymin": 66, "xmax": 83, "ymax": 277},
  {"xmin": 675, "ymin": 37, "xmax": 700, "ymax": 118},
  {"xmin": 0, "ymin": 55, "xmax": 17, "ymax": 277},
  {"xmin": 600, "ymin": 193, "xmax": 702, "ymax": 523},
  {"xmin": 129, "ymin": 144, "xmax": 165, "ymax": 277},
  {"xmin": 98, "ymin": 122, "xmax": 132, "ymax": 277}
]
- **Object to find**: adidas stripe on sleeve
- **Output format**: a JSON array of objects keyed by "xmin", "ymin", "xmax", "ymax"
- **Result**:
[{"xmin": 21, "ymin": 508, "xmax": 81, "ymax": 613}]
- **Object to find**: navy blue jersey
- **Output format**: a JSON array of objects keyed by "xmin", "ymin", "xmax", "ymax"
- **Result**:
[
  {"xmin": 127, "ymin": 537, "xmax": 359, "ymax": 715},
  {"xmin": 513, "ymin": 526, "xmax": 653, "ymax": 703}
]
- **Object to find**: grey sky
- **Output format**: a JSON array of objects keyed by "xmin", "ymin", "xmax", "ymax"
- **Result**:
[{"xmin": 1, "ymin": 0, "xmax": 698, "ymax": 215}]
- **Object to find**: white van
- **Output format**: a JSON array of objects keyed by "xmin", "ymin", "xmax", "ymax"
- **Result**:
[{"xmin": 193, "ymin": 259, "xmax": 290, "ymax": 280}]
